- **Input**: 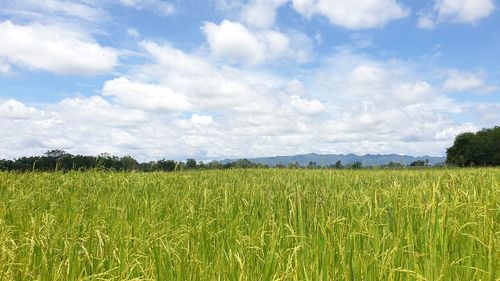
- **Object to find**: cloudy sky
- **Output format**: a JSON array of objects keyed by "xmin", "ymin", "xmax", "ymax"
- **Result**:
[{"xmin": 0, "ymin": 0, "xmax": 499, "ymax": 161}]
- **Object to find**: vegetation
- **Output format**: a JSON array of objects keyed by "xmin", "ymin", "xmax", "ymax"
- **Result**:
[
  {"xmin": 0, "ymin": 150, "xmax": 443, "ymax": 172},
  {"xmin": 447, "ymin": 126, "xmax": 500, "ymax": 167},
  {"xmin": 0, "ymin": 150, "xmax": 270, "ymax": 172},
  {"xmin": 0, "ymin": 169, "xmax": 499, "ymax": 280}
]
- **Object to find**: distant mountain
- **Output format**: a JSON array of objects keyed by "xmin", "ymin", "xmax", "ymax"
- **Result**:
[{"xmin": 220, "ymin": 153, "xmax": 446, "ymax": 167}]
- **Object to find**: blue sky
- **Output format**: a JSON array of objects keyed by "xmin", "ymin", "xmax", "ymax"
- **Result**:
[{"xmin": 0, "ymin": 0, "xmax": 499, "ymax": 161}]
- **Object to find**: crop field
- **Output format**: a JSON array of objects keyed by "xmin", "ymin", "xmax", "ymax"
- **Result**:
[{"xmin": 0, "ymin": 169, "xmax": 499, "ymax": 280}]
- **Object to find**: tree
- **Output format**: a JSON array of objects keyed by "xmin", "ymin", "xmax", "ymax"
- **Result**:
[
  {"xmin": 447, "ymin": 126, "xmax": 500, "ymax": 166},
  {"xmin": 45, "ymin": 149, "xmax": 69, "ymax": 160},
  {"xmin": 308, "ymin": 161, "xmax": 318, "ymax": 168},
  {"xmin": 207, "ymin": 161, "xmax": 222, "ymax": 169},
  {"xmin": 351, "ymin": 162, "xmax": 362, "ymax": 169},
  {"xmin": 334, "ymin": 160, "xmax": 342, "ymax": 169},
  {"xmin": 409, "ymin": 160, "xmax": 426, "ymax": 167},
  {"xmin": 186, "ymin": 159, "xmax": 197, "ymax": 169},
  {"xmin": 234, "ymin": 159, "xmax": 253, "ymax": 168},
  {"xmin": 156, "ymin": 159, "xmax": 176, "ymax": 171},
  {"xmin": 120, "ymin": 155, "xmax": 138, "ymax": 171},
  {"xmin": 382, "ymin": 161, "xmax": 404, "ymax": 168}
]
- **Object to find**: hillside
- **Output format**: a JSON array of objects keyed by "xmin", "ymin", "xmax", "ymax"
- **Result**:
[{"xmin": 221, "ymin": 153, "xmax": 446, "ymax": 167}]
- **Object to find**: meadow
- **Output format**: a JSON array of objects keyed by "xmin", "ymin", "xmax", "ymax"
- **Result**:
[{"xmin": 0, "ymin": 168, "xmax": 499, "ymax": 280}]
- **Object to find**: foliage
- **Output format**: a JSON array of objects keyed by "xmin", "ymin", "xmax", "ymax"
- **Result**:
[
  {"xmin": 409, "ymin": 159, "xmax": 429, "ymax": 167},
  {"xmin": 381, "ymin": 161, "xmax": 405, "ymax": 168},
  {"xmin": 446, "ymin": 126, "xmax": 500, "ymax": 166}
]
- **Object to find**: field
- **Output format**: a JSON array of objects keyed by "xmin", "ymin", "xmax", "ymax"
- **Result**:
[{"xmin": 0, "ymin": 169, "xmax": 499, "ymax": 280}]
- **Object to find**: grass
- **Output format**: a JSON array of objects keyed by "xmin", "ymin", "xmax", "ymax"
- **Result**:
[{"xmin": 0, "ymin": 168, "xmax": 499, "ymax": 280}]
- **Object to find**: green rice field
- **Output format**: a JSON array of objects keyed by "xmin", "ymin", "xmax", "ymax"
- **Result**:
[{"xmin": 0, "ymin": 169, "xmax": 499, "ymax": 280}]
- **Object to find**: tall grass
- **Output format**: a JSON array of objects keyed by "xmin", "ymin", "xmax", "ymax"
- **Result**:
[{"xmin": 0, "ymin": 169, "xmax": 499, "ymax": 280}]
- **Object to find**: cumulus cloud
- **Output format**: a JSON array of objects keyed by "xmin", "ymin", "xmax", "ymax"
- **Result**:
[
  {"xmin": 202, "ymin": 20, "xmax": 312, "ymax": 64},
  {"xmin": 443, "ymin": 70, "xmax": 495, "ymax": 93},
  {"xmin": 103, "ymin": 77, "xmax": 192, "ymax": 112},
  {"xmin": 0, "ymin": 21, "xmax": 118, "ymax": 75},
  {"xmin": 302, "ymin": 51, "xmax": 469, "ymax": 156},
  {"xmin": 191, "ymin": 114, "xmax": 214, "ymax": 127},
  {"xmin": 57, "ymin": 96, "xmax": 148, "ymax": 125},
  {"xmin": 343, "ymin": 63, "xmax": 437, "ymax": 106},
  {"xmin": 0, "ymin": 99, "xmax": 44, "ymax": 119},
  {"xmin": 0, "ymin": 41, "xmax": 482, "ymax": 160},
  {"xmin": 241, "ymin": 0, "xmax": 288, "ymax": 28},
  {"xmin": 418, "ymin": 0, "xmax": 495, "ymax": 29},
  {"xmin": 291, "ymin": 0, "xmax": 409, "ymax": 29},
  {"xmin": 136, "ymin": 40, "xmax": 282, "ymax": 114},
  {"xmin": 0, "ymin": 0, "xmax": 494, "ymax": 161},
  {"xmin": 290, "ymin": 95, "xmax": 325, "ymax": 115},
  {"xmin": 203, "ymin": 20, "xmax": 266, "ymax": 64}
]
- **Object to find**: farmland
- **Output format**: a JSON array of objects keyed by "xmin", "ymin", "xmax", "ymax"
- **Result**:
[{"xmin": 0, "ymin": 169, "xmax": 499, "ymax": 280}]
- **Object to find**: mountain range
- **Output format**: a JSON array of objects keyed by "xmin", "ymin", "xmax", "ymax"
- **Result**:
[{"xmin": 220, "ymin": 153, "xmax": 446, "ymax": 167}]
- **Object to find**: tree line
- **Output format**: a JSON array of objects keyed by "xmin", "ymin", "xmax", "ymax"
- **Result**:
[
  {"xmin": 0, "ymin": 150, "xmax": 269, "ymax": 172},
  {"xmin": 0, "ymin": 149, "xmax": 436, "ymax": 172}
]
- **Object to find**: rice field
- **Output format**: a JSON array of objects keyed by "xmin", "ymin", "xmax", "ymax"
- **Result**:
[{"xmin": 0, "ymin": 168, "xmax": 499, "ymax": 280}]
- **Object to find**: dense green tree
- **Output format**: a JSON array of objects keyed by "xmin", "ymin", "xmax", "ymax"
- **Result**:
[
  {"xmin": 186, "ymin": 159, "xmax": 197, "ymax": 169},
  {"xmin": 307, "ymin": 161, "xmax": 318, "ymax": 168},
  {"xmin": 207, "ymin": 161, "xmax": 222, "ymax": 169},
  {"xmin": 233, "ymin": 159, "xmax": 253, "ymax": 168},
  {"xmin": 351, "ymin": 162, "xmax": 362, "ymax": 169},
  {"xmin": 157, "ymin": 159, "xmax": 177, "ymax": 171},
  {"xmin": 382, "ymin": 161, "xmax": 404, "ymax": 168},
  {"xmin": 410, "ymin": 160, "xmax": 426, "ymax": 167},
  {"xmin": 120, "ymin": 156, "xmax": 139, "ymax": 171},
  {"xmin": 446, "ymin": 126, "xmax": 500, "ymax": 166}
]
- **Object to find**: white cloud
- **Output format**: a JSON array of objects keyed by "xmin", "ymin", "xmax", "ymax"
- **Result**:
[
  {"xmin": 202, "ymin": 20, "xmax": 311, "ymax": 64},
  {"xmin": 1, "ymin": 0, "xmax": 105, "ymax": 23},
  {"xmin": 102, "ymin": 77, "xmax": 192, "ymax": 112},
  {"xmin": 0, "ymin": 99, "xmax": 44, "ymax": 119},
  {"xmin": 434, "ymin": 123, "xmax": 477, "ymax": 140},
  {"xmin": 291, "ymin": 0, "xmax": 409, "ymax": 29},
  {"xmin": 418, "ymin": 0, "xmax": 495, "ymax": 29},
  {"xmin": 417, "ymin": 13, "xmax": 436, "ymax": 29},
  {"xmin": 0, "ymin": 21, "xmax": 117, "ymax": 75},
  {"xmin": 191, "ymin": 114, "xmax": 214, "ymax": 126},
  {"xmin": 0, "ymin": 59, "xmax": 11, "ymax": 74},
  {"xmin": 137, "ymin": 40, "xmax": 282, "ymax": 114},
  {"xmin": 202, "ymin": 20, "xmax": 265, "ymax": 65},
  {"xmin": 290, "ymin": 95, "xmax": 325, "ymax": 115},
  {"xmin": 127, "ymin": 27, "xmax": 140, "ymax": 37},
  {"xmin": 119, "ymin": 0, "xmax": 175, "ymax": 16},
  {"xmin": 214, "ymin": 0, "xmax": 287, "ymax": 30},
  {"xmin": 470, "ymin": 103, "xmax": 500, "ymax": 126},
  {"xmin": 57, "ymin": 96, "xmax": 148, "ymax": 124},
  {"xmin": 443, "ymin": 70, "xmax": 495, "ymax": 93},
  {"xmin": 0, "ymin": 41, "xmax": 488, "ymax": 160},
  {"xmin": 241, "ymin": 0, "xmax": 288, "ymax": 28}
]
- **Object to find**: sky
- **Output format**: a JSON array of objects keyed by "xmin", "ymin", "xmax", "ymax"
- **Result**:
[{"xmin": 0, "ymin": 0, "xmax": 499, "ymax": 161}]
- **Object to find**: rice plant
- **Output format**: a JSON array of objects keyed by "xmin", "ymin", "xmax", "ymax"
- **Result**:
[{"xmin": 0, "ymin": 168, "xmax": 499, "ymax": 280}]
